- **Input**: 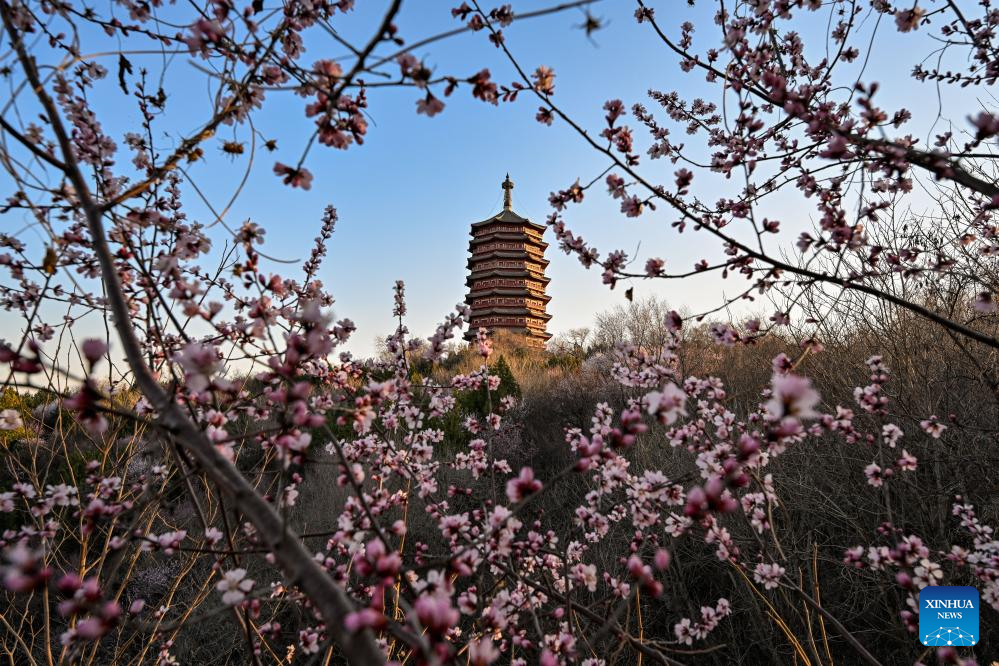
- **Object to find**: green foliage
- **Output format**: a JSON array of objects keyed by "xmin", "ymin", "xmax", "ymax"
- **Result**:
[
  {"xmin": 456, "ymin": 355, "xmax": 520, "ymax": 417},
  {"xmin": 494, "ymin": 355, "xmax": 521, "ymax": 398},
  {"xmin": 408, "ymin": 356, "xmax": 435, "ymax": 378},
  {"xmin": 545, "ymin": 352, "xmax": 582, "ymax": 372},
  {"xmin": 427, "ymin": 355, "xmax": 522, "ymax": 455},
  {"xmin": 435, "ymin": 409, "xmax": 470, "ymax": 455}
]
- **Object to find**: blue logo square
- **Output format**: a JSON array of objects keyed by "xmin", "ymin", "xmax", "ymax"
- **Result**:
[{"xmin": 919, "ymin": 586, "xmax": 979, "ymax": 646}]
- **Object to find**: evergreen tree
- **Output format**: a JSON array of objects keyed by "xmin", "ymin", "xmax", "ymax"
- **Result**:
[{"xmin": 456, "ymin": 355, "xmax": 520, "ymax": 417}]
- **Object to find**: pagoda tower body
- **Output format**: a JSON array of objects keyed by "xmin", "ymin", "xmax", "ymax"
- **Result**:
[{"xmin": 464, "ymin": 176, "xmax": 551, "ymax": 348}]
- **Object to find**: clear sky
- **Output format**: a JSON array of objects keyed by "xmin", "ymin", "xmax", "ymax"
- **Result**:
[
  {"xmin": 2, "ymin": 1, "xmax": 979, "ymax": 359},
  {"xmin": 201, "ymin": 0, "xmax": 729, "ymax": 357}
]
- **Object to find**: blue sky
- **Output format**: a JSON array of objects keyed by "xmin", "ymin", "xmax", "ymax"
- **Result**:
[
  {"xmin": 199, "ymin": 0, "xmax": 724, "ymax": 356},
  {"xmin": 2, "ymin": 1, "xmax": 981, "ymax": 358}
]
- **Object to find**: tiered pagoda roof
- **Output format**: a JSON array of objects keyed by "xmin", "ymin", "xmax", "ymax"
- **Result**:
[{"xmin": 464, "ymin": 176, "xmax": 551, "ymax": 348}]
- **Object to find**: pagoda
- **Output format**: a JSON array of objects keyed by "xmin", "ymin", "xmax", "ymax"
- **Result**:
[{"xmin": 464, "ymin": 175, "xmax": 551, "ymax": 348}]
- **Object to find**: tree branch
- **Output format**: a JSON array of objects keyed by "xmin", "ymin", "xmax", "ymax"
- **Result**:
[{"xmin": 0, "ymin": 2, "xmax": 386, "ymax": 663}]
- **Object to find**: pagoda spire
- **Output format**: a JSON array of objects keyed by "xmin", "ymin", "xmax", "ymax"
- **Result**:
[{"xmin": 502, "ymin": 173, "xmax": 514, "ymax": 210}]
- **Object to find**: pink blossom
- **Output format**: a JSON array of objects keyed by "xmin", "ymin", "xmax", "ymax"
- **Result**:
[
  {"xmin": 174, "ymin": 342, "xmax": 219, "ymax": 393},
  {"xmin": 273, "ymin": 162, "xmax": 313, "ymax": 190},
  {"xmin": 971, "ymin": 112, "xmax": 999, "ymax": 140},
  {"xmin": 412, "ymin": 593, "xmax": 459, "ymax": 634},
  {"xmin": 216, "ymin": 568, "xmax": 254, "ymax": 605},
  {"xmin": 620, "ymin": 195, "xmax": 644, "ymax": 217},
  {"xmin": 344, "ymin": 606, "xmax": 387, "ymax": 632},
  {"xmin": 644, "ymin": 257, "xmax": 665, "ymax": 276},
  {"xmin": 469, "ymin": 637, "xmax": 500, "ymax": 665},
  {"xmin": 80, "ymin": 339, "xmax": 107, "ymax": 367},
  {"xmin": 920, "ymin": 415, "xmax": 947, "ymax": 439},
  {"xmin": 476, "ymin": 327, "xmax": 493, "ymax": 359},
  {"xmin": 570, "ymin": 563, "xmax": 598, "ymax": 592},
  {"xmin": 897, "ymin": 450, "xmax": 918, "ymax": 472},
  {"xmin": 2, "ymin": 543, "xmax": 50, "ymax": 592},
  {"xmin": 417, "ymin": 94, "xmax": 445, "ymax": 117},
  {"xmin": 532, "ymin": 66, "xmax": 556, "ymax": 96},
  {"xmin": 299, "ymin": 629, "xmax": 321, "ymax": 654},
  {"xmin": 505, "ymin": 467, "xmax": 542, "ymax": 503},
  {"xmin": 753, "ymin": 562, "xmax": 785, "ymax": 590},
  {"xmin": 771, "ymin": 353, "xmax": 792, "ymax": 374},
  {"xmin": 0, "ymin": 409, "xmax": 22, "ymax": 431},
  {"xmin": 882, "ymin": 424, "xmax": 903, "ymax": 447},
  {"xmin": 709, "ymin": 323, "xmax": 739, "ymax": 346},
  {"xmin": 864, "ymin": 463, "xmax": 884, "ymax": 487},
  {"xmin": 766, "ymin": 373, "xmax": 821, "ymax": 420},
  {"xmin": 894, "ymin": 7, "xmax": 925, "ymax": 32},
  {"xmin": 644, "ymin": 383, "xmax": 687, "ymax": 425}
]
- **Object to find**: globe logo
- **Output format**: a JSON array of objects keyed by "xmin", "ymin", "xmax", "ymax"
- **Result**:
[{"xmin": 919, "ymin": 586, "xmax": 979, "ymax": 647}]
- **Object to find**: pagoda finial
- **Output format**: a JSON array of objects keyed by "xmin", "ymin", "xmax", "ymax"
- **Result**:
[{"xmin": 502, "ymin": 173, "xmax": 514, "ymax": 210}]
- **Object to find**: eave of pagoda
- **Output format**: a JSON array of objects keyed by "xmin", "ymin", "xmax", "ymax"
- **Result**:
[
  {"xmin": 466, "ymin": 286, "xmax": 552, "ymax": 302},
  {"xmin": 470, "ymin": 208, "xmax": 547, "ymax": 235},
  {"xmin": 467, "ymin": 293, "xmax": 551, "ymax": 310},
  {"xmin": 469, "ymin": 232, "xmax": 549, "ymax": 251},
  {"xmin": 470, "ymin": 246, "xmax": 547, "ymax": 264},
  {"xmin": 469, "ymin": 255, "xmax": 548, "ymax": 273},
  {"xmin": 465, "ymin": 269, "xmax": 550, "ymax": 286},
  {"xmin": 469, "ymin": 247, "xmax": 550, "ymax": 265},
  {"xmin": 467, "ymin": 314, "xmax": 550, "ymax": 329},
  {"xmin": 466, "ymin": 304, "xmax": 552, "ymax": 320},
  {"xmin": 467, "ymin": 251, "xmax": 550, "ymax": 269}
]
